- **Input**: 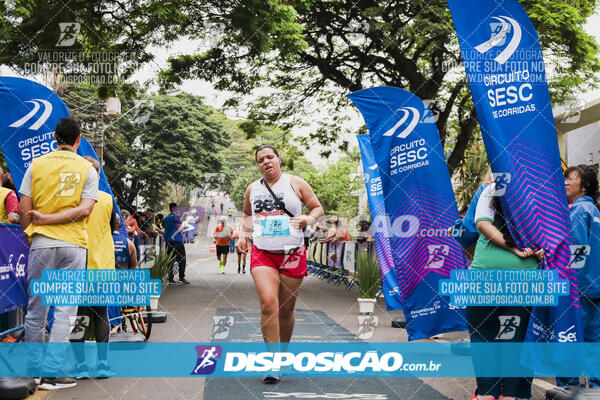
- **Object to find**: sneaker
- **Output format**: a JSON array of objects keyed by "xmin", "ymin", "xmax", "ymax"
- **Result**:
[
  {"xmin": 38, "ymin": 377, "xmax": 77, "ymax": 390},
  {"xmin": 242, "ymin": 267, "xmax": 246, "ymax": 274},
  {"xmin": 262, "ymin": 375, "xmax": 280, "ymax": 384},
  {"xmin": 469, "ymin": 395, "xmax": 495, "ymax": 400},
  {"xmin": 179, "ymin": 278, "xmax": 190, "ymax": 285},
  {"xmin": 73, "ymin": 362, "xmax": 90, "ymax": 379},
  {"xmin": 96, "ymin": 361, "xmax": 115, "ymax": 379},
  {"xmin": 168, "ymin": 279, "xmax": 176, "ymax": 284}
]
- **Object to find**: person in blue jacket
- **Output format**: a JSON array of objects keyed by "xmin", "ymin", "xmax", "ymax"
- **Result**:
[{"xmin": 557, "ymin": 165, "xmax": 600, "ymax": 387}]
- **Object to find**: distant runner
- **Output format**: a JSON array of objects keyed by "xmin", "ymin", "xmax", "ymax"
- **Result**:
[{"xmin": 213, "ymin": 217, "xmax": 232, "ymax": 274}]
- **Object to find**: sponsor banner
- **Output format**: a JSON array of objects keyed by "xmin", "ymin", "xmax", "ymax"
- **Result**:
[
  {"xmin": 350, "ymin": 88, "xmax": 468, "ymax": 340},
  {"xmin": 439, "ymin": 269, "xmax": 570, "ymax": 306},
  {"xmin": 356, "ymin": 135, "xmax": 402, "ymax": 310},
  {"xmin": 447, "ymin": 0, "xmax": 582, "ymax": 371},
  {"xmin": 2, "ymin": 342, "xmax": 600, "ymax": 377},
  {"xmin": 28, "ymin": 269, "xmax": 160, "ymax": 306},
  {"xmin": 0, "ymin": 77, "xmax": 126, "ymax": 234},
  {"xmin": 0, "ymin": 224, "xmax": 28, "ymax": 313}
]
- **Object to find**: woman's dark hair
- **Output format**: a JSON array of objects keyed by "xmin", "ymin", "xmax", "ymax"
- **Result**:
[
  {"xmin": 2, "ymin": 174, "xmax": 15, "ymax": 191},
  {"xmin": 565, "ymin": 165, "xmax": 599, "ymax": 203},
  {"xmin": 255, "ymin": 145, "xmax": 280, "ymax": 162},
  {"xmin": 492, "ymin": 197, "xmax": 517, "ymax": 249}
]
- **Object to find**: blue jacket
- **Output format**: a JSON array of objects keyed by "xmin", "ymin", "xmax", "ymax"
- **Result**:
[
  {"xmin": 163, "ymin": 213, "xmax": 183, "ymax": 243},
  {"xmin": 569, "ymin": 196, "xmax": 600, "ymax": 298},
  {"xmin": 451, "ymin": 184, "xmax": 487, "ymax": 249}
]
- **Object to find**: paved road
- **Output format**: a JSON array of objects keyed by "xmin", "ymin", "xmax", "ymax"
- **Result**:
[{"xmin": 25, "ymin": 195, "xmax": 553, "ymax": 400}]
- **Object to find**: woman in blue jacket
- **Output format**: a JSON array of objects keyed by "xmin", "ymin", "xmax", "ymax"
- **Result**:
[{"xmin": 557, "ymin": 165, "xmax": 600, "ymax": 387}]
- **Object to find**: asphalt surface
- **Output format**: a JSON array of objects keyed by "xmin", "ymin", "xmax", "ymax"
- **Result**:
[{"xmin": 24, "ymin": 195, "xmax": 553, "ymax": 400}]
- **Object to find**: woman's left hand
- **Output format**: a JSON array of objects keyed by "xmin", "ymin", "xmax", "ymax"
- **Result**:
[{"xmin": 290, "ymin": 215, "xmax": 311, "ymax": 230}]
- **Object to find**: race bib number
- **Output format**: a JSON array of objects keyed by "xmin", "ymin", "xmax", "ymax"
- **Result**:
[
  {"xmin": 261, "ymin": 218, "xmax": 290, "ymax": 237},
  {"xmin": 220, "ymin": 232, "xmax": 227, "ymax": 238}
]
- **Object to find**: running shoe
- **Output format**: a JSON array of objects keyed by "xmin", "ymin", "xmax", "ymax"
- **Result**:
[
  {"xmin": 179, "ymin": 278, "xmax": 190, "ymax": 285},
  {"xmin": 96, "ymin": 361, "xmax": 115, "ymax": 379},
  {"xmin": 262, "ymin": 375, "xmax": 280, "ymax": 384},
  {"xmin": 469, "ymin": 394, "xmax": 495, "ymax": 400},
  {"xmin": 73, "ymin": 362, "xmax": 90, "ymax": 379},
  {"xmin": 38, "ymin": 377, "xmax": 77, "ymax": 390},
  {"xmin": 498, "ymin": 397, "xmax": 529, "ymax": 400},
  {"xmin": 242, "ymin": 267, "xmax": 246, "ymax": 273}
]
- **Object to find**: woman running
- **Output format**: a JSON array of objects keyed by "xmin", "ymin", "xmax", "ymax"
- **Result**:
[{"xmin": 236, "ymin": 145, "xmax": 323, "ymax": 384}]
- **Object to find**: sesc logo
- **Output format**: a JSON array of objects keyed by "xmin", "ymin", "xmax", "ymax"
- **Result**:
[
  {"xmin": 191, "ymin": 345, "xmax": 222, "ymax": 375},
  {"xmin": 9, "ymin": 99, "xmax": 53, "ymax": 131},
  {"xmin": 383, "ymin": 107, "xmax": 420, "ymax": 139},
  {"xmin": 568, "ymin": 245, "xmax": 590, "ymax": 269},
  {"xmin": 475, "ymin": 16, "xmax": 522, "ymax": 64},
  {"xmin": 558, "ymin": 325, "xmax": 577, "ymax": 343}
]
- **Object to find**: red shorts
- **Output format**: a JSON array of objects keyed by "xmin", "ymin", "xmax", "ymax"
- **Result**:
[{"xmin": 250, "ymin": 244, "xmax": 307, "ymax": 279}]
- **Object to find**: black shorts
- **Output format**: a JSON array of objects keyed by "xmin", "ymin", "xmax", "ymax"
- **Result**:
[{"xmin": 216, "ymin": 245, "xmax": 230, "ymax": 256}]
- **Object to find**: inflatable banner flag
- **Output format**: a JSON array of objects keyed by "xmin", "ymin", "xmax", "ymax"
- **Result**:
[
  {"xmin": 356, "ymin": 134, "xmax": 402, "ymax": 310},
  {"xmin": 447, "ymin": 0, "xmax": 582, "ymax": 372},
  {"xmin": 0, "ymin": 77, "xmax": 125, "ymax": 232},
  {"xmin": 349, "ymin": 87, "xmax": 468, "ymax": 340}
]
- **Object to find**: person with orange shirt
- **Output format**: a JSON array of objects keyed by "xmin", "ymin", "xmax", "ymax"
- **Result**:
[{"xmin": 213, "ymin": 217, "xmax": 232, "ymax": 274}]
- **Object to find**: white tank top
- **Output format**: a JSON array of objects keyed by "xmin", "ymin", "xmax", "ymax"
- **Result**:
[{"xmin": 250, "ymin": 174, "xmax": 303, "ymax": 250}]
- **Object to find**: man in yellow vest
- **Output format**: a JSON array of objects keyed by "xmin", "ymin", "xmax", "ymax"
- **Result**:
[
  {"xmin": 0, "ymin": 166, "xmax": 20, "ymax": 224},
  {"xmin": 70, "ymin": 156, "xmax": 115, "ymax": 378},
  {"xmin": 19, "ymin": 116, "xmax": 98, "ymax": 390}
]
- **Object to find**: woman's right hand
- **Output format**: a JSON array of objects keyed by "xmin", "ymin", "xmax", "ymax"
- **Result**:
[{"xmin": 236, "ymin": 237, "xmax": 248, "ymax": 254}]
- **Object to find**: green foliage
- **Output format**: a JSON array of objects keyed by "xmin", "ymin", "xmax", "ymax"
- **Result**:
[
  {"xmin": 62, "ymin": 83, "xmax": 230, "ymax": 210},
  {"xmin": 2, "ymin": 0, "xmax": 598, "ymax": 187},
  {"xmin": 156, "ymin": 0, "xmax": 600, "ymax": 174},
  {"xmin": 355, "ymin": 251, "xmax": 382, "ymax": 299},
  {"xmin": 300, "ymin": 154, "xmax": 361, "ymax": 217},
  {"xmin": 454, "ymin": 141, "xmax": 489, "ymax": 212},
  {"xmin": 150, "ymin": 249, "xmax": 175, "ymax": 289}
]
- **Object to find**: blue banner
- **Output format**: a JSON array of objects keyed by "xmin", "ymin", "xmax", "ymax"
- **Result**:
[
  {"xmin": 349, "ymin": 87, "xmax": 468, "ymax": 340},
  {"xmin": 356, "ymin": 135, "xmax": 402, "ymax": 310},
  {"xmin": 0, "ymin": 224, "xmax": 28, "ymax": 314},
  {"xmin": 0, "ymin": 77, "xmax": 125, "ymax": 233},
  {"xmin": 2, "ymin": 342, "xmax": 599, "ymax": 378},
  {"xmin": 447, "ymin": 0, "xmax": 582, "ymax": 372}
]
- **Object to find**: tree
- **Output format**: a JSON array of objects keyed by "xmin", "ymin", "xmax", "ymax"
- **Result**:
[
  {"xmin": 3, "ymin": 1, "xmax": 597, "ymax": 177},
  {"xmin": 62, "ymin": 84, "xmax": 230, "ymax": 210},
  {"xmin": 219, "ymin": 119, "xmax": 318, "ymax": 210},
  {"xmin": 300, "ymin": 152, "xmax": 361, "ymax": 217},
  {"xmin": 158, "ymin": 0, "xmax": 600, "ymax": 174}
]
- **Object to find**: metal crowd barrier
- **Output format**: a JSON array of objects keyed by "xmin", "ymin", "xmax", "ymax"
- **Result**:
[{"xmin": 306, "ymin": 240, "xmax": 375, "ymax": 291}]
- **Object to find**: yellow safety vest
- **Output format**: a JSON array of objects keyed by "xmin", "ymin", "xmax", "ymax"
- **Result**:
[
  {"xmin": 86, "ymin": 190, "xmax": 115, "ymax": 269},
  {"xmin": 0, "ymin": 187, "xmax": 13, "ymax": 224},
  {"xmin": 24, "ymin": 150, "xmax": 92, "ymax": 248}
]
